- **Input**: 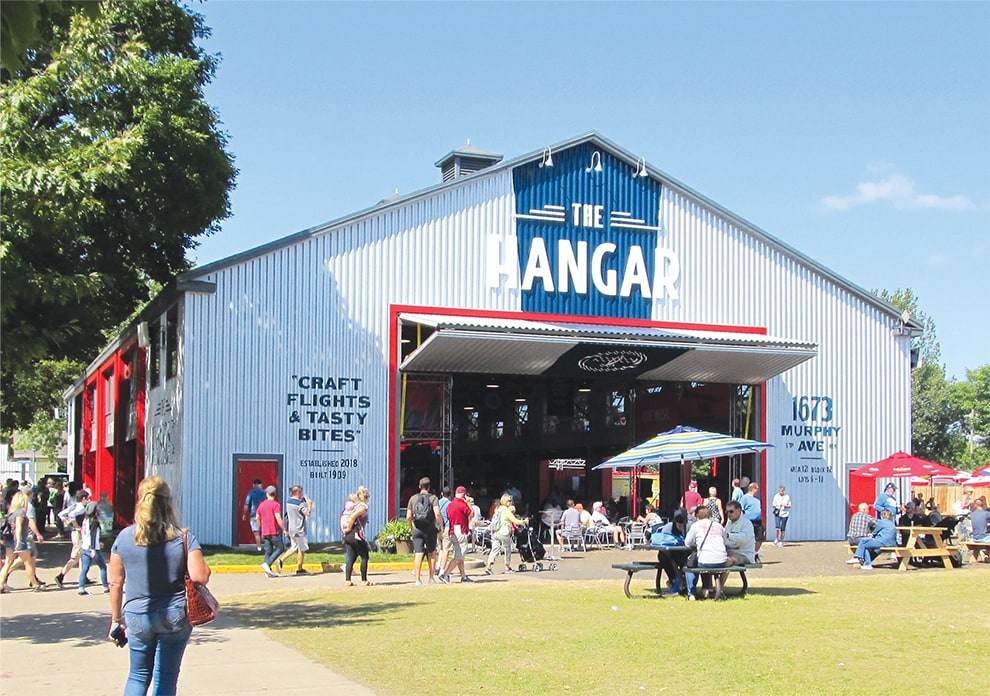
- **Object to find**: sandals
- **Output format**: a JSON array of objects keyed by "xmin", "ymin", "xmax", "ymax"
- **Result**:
[
  {"xmin": 362, "ymin": 580, "xmax": 375, "ymax": 586},
  {"xmin": 344, "ymin": 580, "xmax": 355, "ymax": 586}
]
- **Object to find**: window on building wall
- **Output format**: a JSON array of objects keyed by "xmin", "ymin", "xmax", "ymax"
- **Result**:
[
  {"xmin": 489, "ymin": 419, "xmax": 505, "ymax": 439},
  {"xmin": 149, "ymin": 318, "xmax": 162, "ymax": 388},
  {"xmin": 103, "ymin": 368, "xmax": 115, "ymax": 445},
  {"xmin": 573, "ymin": 391, "xmax": 591, "ymax": 432},
  {"xmin": 464, "ymin": 408, "xmax": 479, "ymax": 442},
  {"xmin": 88, "ymin": 385, "xmax": 96, "ymax": 452},
  {"xmin": 122, "ymin": 350, "xmax": 137, "ymax": 441},
  {"xmin": 75, "ymin": 393, "xmax": 84, "ymax": 455},
  {"xmin": 165, "ymin": 306, "xmax": 178, "ymax": 381},
  {"xmin": 514, "ymin": 402, "xmax": 529, "ymax": 437}
]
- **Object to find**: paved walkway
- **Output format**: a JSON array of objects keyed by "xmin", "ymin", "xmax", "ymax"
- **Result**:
[{"xmin": 2, "ymin": 538, "xmax": 985, "ymax": 694}]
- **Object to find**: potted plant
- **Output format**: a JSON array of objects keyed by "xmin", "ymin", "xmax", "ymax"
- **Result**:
[{"xmin": 375, "ymin": 518, "xmax": 414, "ymax": 554}]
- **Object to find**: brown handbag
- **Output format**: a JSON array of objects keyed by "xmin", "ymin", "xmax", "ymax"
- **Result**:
[{"xmin": 182, "ymin": 531, "xmax": 219, "ymax": 626}]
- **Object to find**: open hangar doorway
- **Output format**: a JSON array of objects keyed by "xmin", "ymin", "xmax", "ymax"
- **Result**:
[
  {"xmin": 399, "ymin": 371, "xmax": 763, "ymax": 519},
  {"xmin": 395, "ymin": 311, "xmax": 814, "ymax": 518}
]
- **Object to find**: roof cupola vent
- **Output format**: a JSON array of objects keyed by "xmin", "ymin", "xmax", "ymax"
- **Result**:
[{"xmin": 435, "ymin": 139, "xmax": 502, "ymax": 182}]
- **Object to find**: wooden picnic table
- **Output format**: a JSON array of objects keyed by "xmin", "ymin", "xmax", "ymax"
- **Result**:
[{"xmin": 894, "ymin": 526, "xmax": 957, "ymax": 570}]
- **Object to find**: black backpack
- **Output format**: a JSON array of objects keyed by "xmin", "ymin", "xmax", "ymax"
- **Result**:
[{"xmin": 412, "ymin": 493, "xmax": 434, "ymax": 525}]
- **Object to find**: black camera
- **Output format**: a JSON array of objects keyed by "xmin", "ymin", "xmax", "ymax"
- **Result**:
[{"xmin": 110, "ymin": 624, "xmax": 127, "ymax": 648}]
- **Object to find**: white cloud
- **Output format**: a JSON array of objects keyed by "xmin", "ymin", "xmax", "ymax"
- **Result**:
[
  {"xmin": 925, "ymin": 252, "xmax": 950, "ymax": 267},
  {"xmin": 817, "ymin": 164, "xmax": 977, "ymax": 213}
]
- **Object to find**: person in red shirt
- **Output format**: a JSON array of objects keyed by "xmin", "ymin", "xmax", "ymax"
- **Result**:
[
  {"xmin": 440, "ymin": 486, "xmax": 474, "ymax": 583},
  {"xmin": 680, "ymin": 481, "xmax": 703, "ymax": 518},
  {"xmin": 255, "ymin": 486, "xmax": 285, "ymax": 577}
]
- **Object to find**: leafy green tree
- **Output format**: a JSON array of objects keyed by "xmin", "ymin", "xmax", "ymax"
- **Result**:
[
  {"xmin": 1, "ymin": 0, "xmax": 236, "ymax": 431},
  {"xmin": 950, "ymin": 365, "xmax": 990, "ymax": 469},
  {"xmin": 876, "ymin": 289, "xmax": 961, "ymax": 463}
]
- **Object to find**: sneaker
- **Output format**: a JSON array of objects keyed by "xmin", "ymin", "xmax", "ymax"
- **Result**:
[
  {"xmin": 428, "ymin": 578, "xmax": 438, "ymax": 585},
  {"xmin": 437, "ymin": 573, "xmax": 450, "ymax": 584},
  {"xmin": 860, "ymin": 564, "xmax": 874, "ymax": 570},
  {"xmin": 414, "ymin": 580, "xmax": 423, "ymax": 586},
  {"xmin": 54, "ymin": 573, "xmax": 65, "ymax": 589},
  {"xmin": 484, "ymin": 567, "xmax": 493, "ymax": 575},
  {"xmin": 461, "ymin": 576, "xmax": 474, "ymax": 583},
  {"xmin": 504, "ymin": 567, "xmax": 516, "ymax": 573},
  {"xmin": 103, "ymin": 586, "xmax": 110, "ymax": 594},
  {"xmin": 78, "ymin": 589, "xmax": 89, "ymax": 595},
  {"xmin": 687, "ymin": 593, "xmax": 696, "ymax": 601},
  {"xmin": 845, "ymin": 557, "xmax": 862, "ymax": 565},
  {"xmin": 261, "ymin": 562, "xmax": 277, "ymax": 578},
  {"xmin": 295, "ymin": 569, "xmax": 309, "ymax": 576}
]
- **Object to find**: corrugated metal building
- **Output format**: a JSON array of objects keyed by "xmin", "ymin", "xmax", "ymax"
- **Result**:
[{"xmin": 65, "ymin": 132, "xmax": 918, "ymax": 544}]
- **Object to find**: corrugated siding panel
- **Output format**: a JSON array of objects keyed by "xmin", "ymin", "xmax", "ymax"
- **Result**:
[{"xmin": 655, "ymin": 187, "xmax": 911, "ymax": 539}]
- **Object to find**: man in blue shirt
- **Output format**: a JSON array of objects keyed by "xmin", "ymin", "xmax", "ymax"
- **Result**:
[
  {"xmin": 242, "ymin": 479, "xmax": 267, "ymax": 551},
  {"xmin": 873, "ymin": 483, "xmax": 899, "ymax": 519},
  {"xmin": 435, "ymin": 486, "xmax": 453, "ymax": 581},
  {"xmin": 740, "ymin": 483, "xmax": 764, "ymax": 560},
  {"xmin": 847, "ymin": 509, "xmax": 897, "ymax": 569}
]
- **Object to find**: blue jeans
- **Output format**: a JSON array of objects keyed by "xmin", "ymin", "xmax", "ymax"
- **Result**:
[
  {"xmin": 123, "ymin": 598, "xmax": 192, "ymax": 695},
  {"xmin": 855, "ymin": 537, "xmax": 883, "ymax": 566},
  {"xmin": 685, "ymin": 562, "xmax": 727, "ymax": 593},
  {"xmin": 262, "ymin": 534, "xmax": 284, "ymax": 567},
  {"xmin": 79, "ymin": 549, "xmax": 108, "ymax": 591}
]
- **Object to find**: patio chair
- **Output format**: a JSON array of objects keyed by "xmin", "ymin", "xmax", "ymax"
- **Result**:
[
  {"xmin": 559, "ymin": 525, "xmax": 586, "ymax": 552},
  {"xmin": 626, "ymin": 522, "xmax": 647, "ymax": 548},
  {"xmin": 585, "ymin": 524, "xmax": 611, "ymax": 549}
]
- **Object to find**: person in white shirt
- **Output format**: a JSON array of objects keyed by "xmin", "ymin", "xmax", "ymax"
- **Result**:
[
  {"xmin": 591, "ymin": 501, "xmax": 628, "ymax": 548},
  {"xmin": 54, "ymin": 490, "xmax": 91, "ymax": 588},
  {"xmin": 723, "ymin": 500, "xmax": 756, "ymax": 564},
  {"xmin": 771, "ymin": 485, "xmax": 792, "ymax": 547}
]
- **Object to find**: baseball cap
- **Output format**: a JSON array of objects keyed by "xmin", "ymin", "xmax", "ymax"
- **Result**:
[
  {"xmin": 455, "ymin": 485, "xmax": 467, "ymax": 494},
  {"xmin": 885, "ymin": 483, "xmax": 897, "ymax": 491},
  {"xmin": 265, "ymin": 485, "xmax": 277, "ymax": 495}
]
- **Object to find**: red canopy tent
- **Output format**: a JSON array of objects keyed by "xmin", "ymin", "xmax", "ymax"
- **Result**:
[{"xmin": 851, "ymin": 451, "xmax": 962, "ymax": 479}]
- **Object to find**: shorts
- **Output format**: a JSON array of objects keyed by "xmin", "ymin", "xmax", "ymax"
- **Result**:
[
  {"xmin": 249, "ymin": 518, "xmax": 261, "ymax": 533},
  {"xmin": 412, "ymin": 527, "xmax": 438, "ymax": 554},
  {"xmin": 287, "ymin": 534, "xmax": 309, "ymax": 553},
  {"xmin": 751, "ymin": 520, "xmax": 766, "ymax": 541},
  {"xmin": 440, "ymin": 534, "xmax": 454, "ymax": 555},
  {"xmin": 775, "ymin": 515, "xmax": 789, "ymax": 532},
  {"xmin": 448, "ymin": 533, "xmax": 466, "ymax": 561}
]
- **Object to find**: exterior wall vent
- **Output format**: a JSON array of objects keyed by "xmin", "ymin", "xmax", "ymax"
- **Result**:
[{"xmin": 435, "ymin": 140, "xmax": 502, "ymax": 182}]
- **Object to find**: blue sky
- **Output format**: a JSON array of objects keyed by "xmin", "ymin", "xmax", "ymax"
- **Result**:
[{"xmin": 190, "ymin": 1, "xmax": 989, "ymax": 381}]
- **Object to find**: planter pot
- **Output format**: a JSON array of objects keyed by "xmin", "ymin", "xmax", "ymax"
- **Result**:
[{"xmin": 394, "ymin": 539, "xmax": 414, "ymax": 554}]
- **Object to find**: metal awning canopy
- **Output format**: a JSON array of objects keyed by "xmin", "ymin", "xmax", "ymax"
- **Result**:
[{"xmin": 398, "ymin": 313, "xmax": 817, "ymax": 384}]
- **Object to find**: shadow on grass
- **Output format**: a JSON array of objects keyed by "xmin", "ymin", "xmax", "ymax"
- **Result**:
[
  {"xmin": 222, "ymin": 596, "xmax": 417, "ymax": 630},
  {"xmin": 744, "ymin": 586, "xmax": 816, "ymax": 597}
]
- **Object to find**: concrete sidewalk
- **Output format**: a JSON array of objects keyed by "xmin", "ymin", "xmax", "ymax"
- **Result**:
[{"xmin": 0, "ymin": 540, "xmax": 377, "ymax": 695}]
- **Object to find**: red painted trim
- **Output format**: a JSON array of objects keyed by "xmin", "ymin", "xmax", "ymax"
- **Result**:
[
  {"xmin": 389, "ymin": 304, "xmax": 768, "ymax": 335},
  {"xmin": 387, "ymin": 308, "xmax": 400, "ymax": 517}
]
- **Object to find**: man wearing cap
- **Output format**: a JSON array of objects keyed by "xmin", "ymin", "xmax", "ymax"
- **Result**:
[
  {"xmin": 434, "ymin": 486, "xmax": 453, "ymax": 580},
  {"xmin": 255, "ymin": 485, "xmax": 286, "ymax": 577},
  {"xmin": 440, "ymin": 486, "xmax": 474, "ymax": 583},
  {"xmin": 873, "ymin": 483, "xmax": 899, "ymax": 520},
  {"xmin": 679, "ymin": 481, "xmax": 703, "ymax": 518}
]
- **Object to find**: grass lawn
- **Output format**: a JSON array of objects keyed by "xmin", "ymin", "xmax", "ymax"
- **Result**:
[
  {"xmin": 220, "ymin": 570, "xmax": 989, "ymax": 695},
  {"xmin": 202, "ymin": 545, "xmax": 413, "ymax": 565}
]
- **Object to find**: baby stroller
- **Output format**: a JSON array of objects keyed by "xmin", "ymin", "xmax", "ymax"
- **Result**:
[{"xmin": 514, "ymin": 526, "xmax": 556, "ymax": 571}]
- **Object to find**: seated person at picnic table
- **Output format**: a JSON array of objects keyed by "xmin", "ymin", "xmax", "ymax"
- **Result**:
[
  {"xmin": 591, "ymin": 501, "xmax": 627, "ymax": 547},
  {"xmin": 576, "ymin": 503, "xmax": 592, "ymax": 529},
  {"xmin": 924, "ymin": 498, "xmax": 943, "ymax": 524},
  {"xmin": 846, "ymin": 503, "xmax": 875, "ymax": 544},
  {"xmin": 969, "ymin": 497, "xmax": 990, "ymax": 562},
  {"xmin": 683, "ymin": 506, "xmax": 728, "ymax": 599},
  {"xmin": 897, "ymin": 501, "xmax": 935, "ymax": 548},
  {"xmin": 846, "ymin": 509, "xmax": 897, "ymax": 569},
  {"xmin": 654, "ymin": 511, "xmax": 690, "ymax": 594},
  {"xmin": 723, "ymin": 500, "xmax": 756, "ymax": 565}
]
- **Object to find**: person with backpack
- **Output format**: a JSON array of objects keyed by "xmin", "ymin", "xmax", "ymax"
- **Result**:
[
  {"xmin": 483, "ymin": 494, "xmax": 529, "ymax": 575},
  {"xmin": 405, "ymin": 477, "xmax": 443, "ymax": 585}
]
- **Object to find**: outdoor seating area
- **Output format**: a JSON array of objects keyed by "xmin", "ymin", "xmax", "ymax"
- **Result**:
[{"xmin": 611, "ymin": 559, "xmax": 762, "ymax": 600}]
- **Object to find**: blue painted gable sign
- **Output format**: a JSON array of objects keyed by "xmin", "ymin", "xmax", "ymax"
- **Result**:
[{"xmin": 488, "ymin": 144, "xmax": 680, "ymax": 319}]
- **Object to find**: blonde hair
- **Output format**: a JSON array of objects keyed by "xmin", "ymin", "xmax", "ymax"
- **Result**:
[
  {"xmin": 500, "ymin": 494, "xmax": 513, "ymax": 506},
  {"xmin": 133, "ymin": 476, "xmax": 181, "ymax": 546},
  {"xmin": 356, "ymin": 486, "xmax": 370, "ymax": 503},
  {"xmin": 7, "ymin": 491, "xmax": 27, "ymax": 513}
]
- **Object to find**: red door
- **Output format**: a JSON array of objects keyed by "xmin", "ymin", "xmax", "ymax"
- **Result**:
[
  {"xmin": 848, "ymin": 473, "xmax": 877, "ymax": 518},
  {"xmin": 235, "ymin": 458, "xmax": 279, "ymax": 545}
]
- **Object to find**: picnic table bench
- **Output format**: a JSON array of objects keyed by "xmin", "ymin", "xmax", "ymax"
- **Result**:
[
  {"xmin": 612, "ymin": 560, "xmax": 762, "ymax": 600},
  {"xmin": 962, "ymin": 540, "xmax": 990, "ymax": 563},
  {"xmin": 847, "ymin": 527, "xmax": 960, "ymax": 570}
]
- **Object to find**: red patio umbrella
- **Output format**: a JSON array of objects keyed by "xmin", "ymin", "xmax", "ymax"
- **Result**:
[
  {"xmin": 971, "ymin": 464, "xmax": 990, "ymax": 477},
  {"xmin": 961, "ymin": 475, "xmax": 990, "ymax": 488},
  {"xmin": 851, "ymin": 451, "xmax": 961, "ymax": 478}
]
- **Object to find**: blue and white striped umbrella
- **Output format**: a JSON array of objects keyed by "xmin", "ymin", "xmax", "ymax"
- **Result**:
[{"xmin": 593, "ymin": 425, "xmax": 773, "ymax": 469}]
